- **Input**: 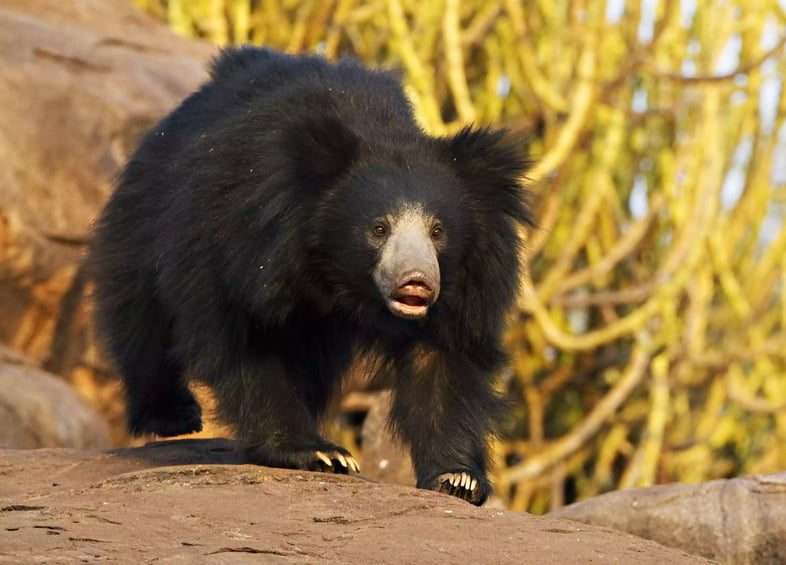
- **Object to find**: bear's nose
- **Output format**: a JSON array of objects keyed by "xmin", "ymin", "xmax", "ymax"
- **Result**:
[{"xmin": 396, "ymin": 271, "xmax": 434, "ymax": 293}]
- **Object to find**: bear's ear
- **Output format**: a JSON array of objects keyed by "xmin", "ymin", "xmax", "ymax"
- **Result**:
[
  {"xmin": 442, "ymin": 126, "xmax": 534, "ymax": 226},
  {"xmin": 284, "ymin": 115, "xmax": 360, "ymax": 186}
]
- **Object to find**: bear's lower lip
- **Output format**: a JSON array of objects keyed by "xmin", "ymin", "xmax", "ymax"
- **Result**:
[{"xmin": 388, "ymin": 296, "xmax": 429, "ymax": 319}]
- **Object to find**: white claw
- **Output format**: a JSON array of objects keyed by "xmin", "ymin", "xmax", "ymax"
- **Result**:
[
  {"xmin": 315, "ymin": 451, "xmax": 332, "ymax": 467},
  {"xmin": 470, "ymin": 478, "xmax": 478, "ymax": 491},
  {"xmin": 347, "ymin": 456, "xmax": 360, "ymax": 473},
  {"xmin": 453, "ymin": 474, "xmax": 461, "ymax": 488},
  {"xmin": 460, "ymin": 473, "xmax": 468, "ymax": 489},
  {"xmin": 336, "ymin": 453, "xmax": 349, "ymax": 468}
]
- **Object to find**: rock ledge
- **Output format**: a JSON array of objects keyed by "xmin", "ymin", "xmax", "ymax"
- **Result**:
[{"xmin": 0, "ymin": 439, "xmax": 709, "ymax": 563}]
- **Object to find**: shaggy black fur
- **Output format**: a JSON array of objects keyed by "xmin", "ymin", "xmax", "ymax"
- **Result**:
[{"xmin": 90, "ymin": 47, "xmax": 533, "ymax": 506}]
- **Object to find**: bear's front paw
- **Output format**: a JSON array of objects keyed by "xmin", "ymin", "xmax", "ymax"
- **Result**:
[
  {"xmin": 245, "ymin": 438, "xmax": 360, "ymax": 474},
  {"xmin": 423, "ymin": 471, "xmax": 491, "ymax": 506},
  {"xmin": 313, "ymin": 448, "xmax": 361, "ymax": 474}
]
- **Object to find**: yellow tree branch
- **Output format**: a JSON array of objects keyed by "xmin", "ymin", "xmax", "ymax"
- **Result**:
[
  {"xmin": 499, "ymin": 342, "xmax": 652, "ymax": 486},
  {"xmin": 385, "ymin": 0, "xmax": 446, "ymax": 134},
  {"xmin": 442, "ymin": 0, "xmax": 476, "ymax": 123}
]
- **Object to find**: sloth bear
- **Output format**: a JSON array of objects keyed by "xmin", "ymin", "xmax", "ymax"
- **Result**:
[{"xmin": 91, "ymin": 47, "xmax": 532, "ymax": 506}]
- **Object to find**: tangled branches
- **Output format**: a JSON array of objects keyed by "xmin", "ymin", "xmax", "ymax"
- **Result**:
[{"xmin": 136, "ymin": 0, "xmax": 786, "ymax": 512}]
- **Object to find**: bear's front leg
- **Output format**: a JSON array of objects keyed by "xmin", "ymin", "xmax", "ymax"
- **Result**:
[
  {"xmin": 387, "ymin": 346, "xmax": 504, "ymax": 506},
  {"xmin": 202, "ymin": 346, "xmax": 360, "ymax": 475}
]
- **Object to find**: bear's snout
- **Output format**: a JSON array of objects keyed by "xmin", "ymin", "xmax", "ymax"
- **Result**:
[
  {"xmin": 389, "ymin": 271, "xmax": 437, "ymax": 318},
  {"xmin": 372, "ymin": 207, "xmax": 442, "ymax": 320},
  {"xmin": 384, "ymin": 268, "xmax": 439, "ymax": 319}
]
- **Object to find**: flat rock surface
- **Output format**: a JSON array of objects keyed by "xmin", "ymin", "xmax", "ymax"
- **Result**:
[{"xmin": 0, "ymin": 440, "xmax": 710, "ymax": 563}]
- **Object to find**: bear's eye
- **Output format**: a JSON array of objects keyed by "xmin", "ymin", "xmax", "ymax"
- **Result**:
[
  {"xmin": 373, "ymin": 224, "xmax": 387, "ymax": 237},
  {"xmin": 431, "ymin": 225, "xmax": 443, "ymax": 239}
]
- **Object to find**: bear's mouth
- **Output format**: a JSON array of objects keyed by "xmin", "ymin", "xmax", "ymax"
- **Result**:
[{"xmin": 388, "ymin": 284, "xmax": 434, "ymax": 319}]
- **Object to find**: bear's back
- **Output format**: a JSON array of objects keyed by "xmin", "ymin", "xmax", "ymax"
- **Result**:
[{"xmin": 204, "ymin": 47, "xmax": 420, "ymax": 142}]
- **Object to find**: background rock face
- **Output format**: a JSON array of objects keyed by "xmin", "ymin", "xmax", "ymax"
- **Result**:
[
  {"xmin": 0, "ymin": 361, "xmax": 110, "ymax": 449},
  {"xmin": 0, "ymin": 0, "xmax": 216, "ymax": 441},
  {"xmin": 360, "ymin": 391, "xmax": 416, "ymax": 487},
  {"xmin": 0, "ymin": 439, "xmax": 710, "ymax": 564},
  {"xmin": 551, "ymin": 473, "xmax": 786, "ymax": 565}
]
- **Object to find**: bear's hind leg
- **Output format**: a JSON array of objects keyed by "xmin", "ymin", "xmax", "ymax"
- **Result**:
[
  {"xmin": 126, "ymin": 360, "xmax": 203, "ymax": 438},
  {"xmin": 96, "ymin": 280, "xmax": 202, "ymax": 438}
]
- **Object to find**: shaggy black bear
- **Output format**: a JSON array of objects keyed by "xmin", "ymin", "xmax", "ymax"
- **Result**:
[{"xmin": 91, "ymin": 47, "xmax": 532, "ymax": 505}]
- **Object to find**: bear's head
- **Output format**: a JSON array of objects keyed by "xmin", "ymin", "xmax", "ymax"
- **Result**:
[
  {"xmin": 289, "ymin": 116, "xmax": 533, "ymax": 326},
  {"xmin": 321, "ymin": 164, "xmax": 461, "ymax": 321}
]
